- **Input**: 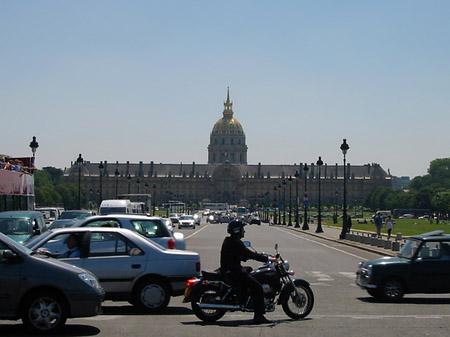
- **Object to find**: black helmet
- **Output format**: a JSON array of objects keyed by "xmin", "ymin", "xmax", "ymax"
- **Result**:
[{"xmin": 227, "ymin": 219, "xmax": 246, "ymax": 235}]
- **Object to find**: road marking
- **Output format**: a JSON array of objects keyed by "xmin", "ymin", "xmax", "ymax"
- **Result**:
[
  {"xmin": 308, "ymin": 271, "xmax": 334, "ymax": 282},
  {"xmin": 184, "ymin": 224, "xmax": 210, "ymax": 240},
  {"xmin": 339, "ymin": 272, "xmax": 357, "ymax": 279},
  {"xmin": 275, "ymin": 227, "xmax": 367, "ymax": 260}
]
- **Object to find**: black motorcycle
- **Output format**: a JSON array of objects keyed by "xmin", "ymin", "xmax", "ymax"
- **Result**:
[{"xmin": 184, "ymin": 243, "xmax": 314, "ymax": 322}]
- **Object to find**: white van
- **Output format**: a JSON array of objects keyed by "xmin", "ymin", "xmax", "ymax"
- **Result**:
[{"xmin": 99, "ymin": 199, "xmax": 132, "ymax": 215}]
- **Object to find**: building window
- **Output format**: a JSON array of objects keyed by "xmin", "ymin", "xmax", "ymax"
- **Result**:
[
  {"xmin": 231, "ymin": 138, "xmax": 234, "ymax": 145},
  {"xmin": 222, "ymin": 138, "xmax": 225, "ymax": 145}
]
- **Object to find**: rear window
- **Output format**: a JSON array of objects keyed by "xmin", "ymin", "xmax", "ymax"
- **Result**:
[{"xmin": 132, "ymin": 220, "xmax": 171, "ymax": 238}]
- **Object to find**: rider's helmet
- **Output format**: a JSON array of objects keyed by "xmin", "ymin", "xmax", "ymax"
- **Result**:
[{"xmin": 227, "ymin": 219, "xmax": 246, "ymax": 236}]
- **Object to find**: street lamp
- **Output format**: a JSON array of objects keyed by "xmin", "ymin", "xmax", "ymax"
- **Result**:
[
  {"xmin": 282, "ymin": 180, "xmax": 287, "ymax": 225},
  {"xmin": 114, "ymin": 168, "xmax": 120, "ymax": 198},
  {"xmin": 316, "ymin": 156, "xmax": 324, "ymax": 233},
  {"xmin": 277, "ymin": 184, "xmax": 282, "ymax": 224},
  {"xmin": 273, "ymin": 185, "xmax": 278, "ymax": 224},
  {"xmin": 288, "ymin": 176, "xmax": 293, "ymax": 226},
  {"xmin": 76, "ymin": 154, "xmax": 83, "ymax": 209},
  {"xmin": 334, "ymin": 189, "xmax": 338, "ymax": 224},
  {"xmin": 98, "ymin": 161, "xmax": 104, "ymax": 203},
  {"xmin": 127, "ymin": 174, "xmax": 131, "ymax": 194},
  {"xmin": 302, "ymin": 164, "xmax": 309, "ymax": 230},
  {"xmin": 339, "ymin": 139, "xmax": 350, "ymax": 239},
  {"xmin": 29, "ymin": 136, "xmax": 39, "ymax": 173},
  {"xmin": 153, "ymin": 184, "xmax": 157, "ymax": 216},
  {"xmin": 294, "ymin": 171, "xmax": 300, "ymax": 228}
]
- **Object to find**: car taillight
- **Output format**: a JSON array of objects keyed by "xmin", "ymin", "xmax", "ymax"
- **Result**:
[
  {"xmin": 168, "ymin": 239, "xmax": 175, "ymax": 249},
  {"xmin": 196, "ymin": 262, "xmax": 201, "ymax": 272},
  {"xmin": 186, "ymin": 278, "xmax": 198, "ymax": 287}
]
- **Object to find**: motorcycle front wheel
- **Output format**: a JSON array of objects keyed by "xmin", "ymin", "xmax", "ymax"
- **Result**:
[
  {"xmin": 191, "ymin": 285, "xmax": 226, "ymax": 322},
  {"xmin": 281, "ymin": 281, "xmax": 314, "ymax": 319}
]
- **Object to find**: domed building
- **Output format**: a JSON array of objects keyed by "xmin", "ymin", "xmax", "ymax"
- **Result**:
[
  {"xmin": 208, "ymin": 88, "xmax": 247, "ymax": 165},
  {"xmin": 65, "ymin": 89, "xmax": 392, "ymax": 209}
]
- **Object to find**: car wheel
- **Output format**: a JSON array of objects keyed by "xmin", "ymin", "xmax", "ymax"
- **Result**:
[
  {"xmin": 381, "ymin": 278, "xmax": 404, "ymax": 301},
  {"xmin": 133, "ymin": 279, "xmax": 170, "ymax": 312},
  {"xmin": 21, "ymin": 290, "xmax": 68, "ymax": 333}
]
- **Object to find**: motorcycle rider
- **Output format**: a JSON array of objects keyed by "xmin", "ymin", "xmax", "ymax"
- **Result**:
[{"xmin": 220, "ymin": 219, "xmax": 277, "ymax": 324}]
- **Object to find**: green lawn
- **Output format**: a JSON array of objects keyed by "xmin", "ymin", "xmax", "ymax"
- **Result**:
[{"xmin": 323, "ymin": 218, "xmax": 450, "ymax": 237}]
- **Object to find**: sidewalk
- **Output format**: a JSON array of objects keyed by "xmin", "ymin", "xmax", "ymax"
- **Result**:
[{"xmin": 273, "ymin": 222, "xmax": 397, "ymax": 257}]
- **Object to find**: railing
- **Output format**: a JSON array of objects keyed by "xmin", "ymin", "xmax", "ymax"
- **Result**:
[{"xmin": 345, "ymin": 229, "xmax": 404, "ymax": 252}]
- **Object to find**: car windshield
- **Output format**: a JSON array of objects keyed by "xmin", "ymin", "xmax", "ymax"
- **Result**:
[
  {"xmin": 0, "ymin": 232, "xmax": 34, "ymax": 255},
  {"xmin": 24, "ymin": 230, "xmax": 54, "ymax": 249},
  {"xmin": 0, "ymin": 217, "xmax": 31, "ymax": 235},
  {"xmin": 132, "ymin": 220, "xmax": 171, "ymax": 238},
  {"xmin": 61, "ymin": 211, "xmax": 91, "ymax": 219},
  {"xmin": 398, "ymin": 239, "xmax": 422, "ymax": 259},
  {"xmin": 180, "ymin": 216, "xmax": 194, "ymax": 220}
]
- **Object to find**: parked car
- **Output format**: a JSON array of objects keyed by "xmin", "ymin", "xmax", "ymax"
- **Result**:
[
  {"xmin": 178, "ymin": 215, "xmax": 196, "ymax": 229},
  {"xmin": 69, "ymin": 215, "xmax": 185, "ymax": 250},
  {"xmin": 60, "ymin": 210, "xmax": 97, "ymax": 220},
  {"xmin": 25, "ymin": 227, "xmax": 200, "ymax": 312},
  {"xmin": 0, "ymin": 232, "xmax": 104, "ymax": 333},
  {"xmin": 356, "ymin": 230, "xmax": 450, "ymax": 301},
  {"xmin": 0, "ymin": 211, "xmax": 46, "ymax": 244},
  {"xmin": 399, "ymin": 213, "xmax": 415, "ymax": 219}
]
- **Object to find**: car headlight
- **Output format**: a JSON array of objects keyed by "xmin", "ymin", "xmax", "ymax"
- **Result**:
[{"xmin": 79, "ymin": 273, "xmax": 101, "ymax": 289}]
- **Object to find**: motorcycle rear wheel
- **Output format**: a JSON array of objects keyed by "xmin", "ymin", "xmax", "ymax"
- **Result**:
[
  {"xmin": 191, "ymin": 285, "xmax": 226, "ymax": 322},
  {"xmin": 281, "ymin": 282, "xmax": 314, "ymax": 319}
]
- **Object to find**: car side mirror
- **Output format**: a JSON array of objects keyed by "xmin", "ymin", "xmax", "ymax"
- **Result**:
[{"xmin": 2, "ymin": 249, "xmax": 19, "ymax": 263}]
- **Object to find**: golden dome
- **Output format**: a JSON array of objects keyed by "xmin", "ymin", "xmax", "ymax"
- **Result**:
[{"xmin": 211, "ymin": 87, "xmax": 245, "ymax": 136}]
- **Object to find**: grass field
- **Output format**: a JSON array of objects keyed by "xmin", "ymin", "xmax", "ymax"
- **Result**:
[{"xmin": 321, "ymin": 217, "xmax": 450, "ymax": 237}]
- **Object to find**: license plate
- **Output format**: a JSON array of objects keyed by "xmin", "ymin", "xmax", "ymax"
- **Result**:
[{"xmin": 184, "ymin": 287, "xmax": 192, "ymax": 297}]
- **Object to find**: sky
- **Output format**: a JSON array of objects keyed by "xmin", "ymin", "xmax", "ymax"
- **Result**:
[{"xmin": 1, "ymin": 0, "xmax": 449, "ymax": 179}]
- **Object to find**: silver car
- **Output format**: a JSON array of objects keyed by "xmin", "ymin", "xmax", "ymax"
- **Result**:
[
  {"xmin": 25, "ymin": 227, "xmax": 200, "ymax": 312},
  {"xmin": 72, "ymin": 214, "xmax": 186, "ymax": 250},
  {"xmin": 0, "ymin": 233, "xmax": 104, "ymax": 333}
]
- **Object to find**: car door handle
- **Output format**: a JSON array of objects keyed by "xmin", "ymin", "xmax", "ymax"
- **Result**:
[{"xmin": 132, "ymin": 264, "xmax": 141, "ymax": 269}]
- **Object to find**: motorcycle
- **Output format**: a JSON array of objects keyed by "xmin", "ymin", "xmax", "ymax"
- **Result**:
[{"xmin": 183, "ymin": 242, "xmax": 314, "ymax": 322}]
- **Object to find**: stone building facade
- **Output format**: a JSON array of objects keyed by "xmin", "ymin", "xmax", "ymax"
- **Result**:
[{"xmin": 65, "ymin": 89, "xmax": 391, "ymax": 208}]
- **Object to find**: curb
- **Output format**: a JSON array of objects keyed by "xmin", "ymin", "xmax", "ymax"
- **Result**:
[{"xmin": 274, "ymin": 224, "xmax": 396, "ymax": 257}]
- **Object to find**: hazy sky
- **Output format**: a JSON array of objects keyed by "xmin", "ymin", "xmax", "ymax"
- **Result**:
[{"xmin": 2, "ymin": 1, "xmax": 449, "ymax": 178}]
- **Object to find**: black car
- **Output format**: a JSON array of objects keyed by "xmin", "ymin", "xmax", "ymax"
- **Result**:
[{"xmin": 356, "ymin": 230, "xmax": 450, "ymax": 301}]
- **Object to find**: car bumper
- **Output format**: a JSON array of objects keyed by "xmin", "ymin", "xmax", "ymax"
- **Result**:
[
  {"xmin": 67, "ymin": 288, "xmax": 105, "ymax": 318},
  {"xmin": 355, "ymin": 271, "xmax": 377, "ymax": 289}
]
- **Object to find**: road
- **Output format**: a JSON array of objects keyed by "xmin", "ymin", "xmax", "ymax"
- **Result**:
[{"xmin": 2, "ymin": 218, "xmax": 450, "ymax": 337}]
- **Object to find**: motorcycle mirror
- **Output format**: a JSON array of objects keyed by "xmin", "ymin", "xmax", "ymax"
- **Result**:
[{"xmin": 274, "ymin": 243, "xmax": 278, "ymax": 250}]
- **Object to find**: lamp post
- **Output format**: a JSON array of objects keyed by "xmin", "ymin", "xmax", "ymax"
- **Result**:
[
  {"xmin": 29, "ymin": 136, "xmax": 39, "ymax": 173},
  {"xmin": 339, "ymin": 139, "xmax": 350, "ymax": 239},
  {"xmin": 302, "ymin": 164, "xmax": 309, "ymax": 230},
  {"xmin": 316, "ymin": 156, "xmax": 324, "ymax": 233},
  {"xmin": 114, "ymin": 168, "xmax": 120, "ymax": 198},
  {"xmin": 127, "ymin": 174, "xmax": 131, "ymax": 194},
  {"xmin": 282, "ymin": 179, "xmax": 287, "ymax": 225},
  {"xmin": 153, "ymin": 184, "xmax": 157, "ymax": 216},
  {"xmin": 98, "ymin": 161, "xmax": 104, "ymax": 203},
  {"xmin": 294, "ymin": 171, "xmax": 300, "ymax": 228},
  {"xmin": 76, "ymin": 154, "xmax": 83, "ymax": 209},
  {"xmin": 288, "ymin": 176, "xmax": 293, "ymax": 226},
  {"xmin": 273, "ymin": 185, "xmax": 278, "ymax": 224},
  {"xmin": 277, "ymin": 184, "xmax": 282, "ymax": 224}
]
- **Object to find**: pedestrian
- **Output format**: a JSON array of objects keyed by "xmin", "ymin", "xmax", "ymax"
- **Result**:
[
  {"xmin": 386, "ymin": 215, "xmax": 394, "ymax": 240},
  {"xmin": 374, "ymin": 212, "xmax": 383, "ymax": 238}
]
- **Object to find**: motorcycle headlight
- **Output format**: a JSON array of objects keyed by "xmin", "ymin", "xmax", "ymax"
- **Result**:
[
  {"xmin": 78, "ymin": 273, "xmax": 101, "ymax": 289},
  {"xmin": 283, "ymin": 260, "xmax": 290, "ymax": 271}
]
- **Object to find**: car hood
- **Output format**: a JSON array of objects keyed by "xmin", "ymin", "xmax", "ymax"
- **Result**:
[
  {"xmin": 361, "ymin": 256, "xmax": 408, "ymax": 268},
  {"xmin": 7, "ymin": 233, "xmax": 32, "ymax": 244}
]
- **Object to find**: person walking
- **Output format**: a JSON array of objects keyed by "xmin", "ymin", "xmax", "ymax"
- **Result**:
[
  {"xmin": 386, "ymin": 216, "xmax": 394, "ymax": 240},
  {"xmin": 374, "ymin": 212, "xmax": 383, "ymax": 238}
]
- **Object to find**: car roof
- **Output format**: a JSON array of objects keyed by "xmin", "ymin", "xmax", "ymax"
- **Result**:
[
  {"xmin": 411, "ymin": 230, "xmax": 450, "ymax": 241},
  {"xmin": 0, "ymin": 211, "xmax": 44, "ymax": 218},
  {"xmin": 79, "ymin": 214, "xmax": 163, "ymax": 221}
]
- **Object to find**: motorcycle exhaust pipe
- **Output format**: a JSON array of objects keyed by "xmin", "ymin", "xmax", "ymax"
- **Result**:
[{"xmin": 197, "ymin": 303, "xmax": 241, "ymax": 310}]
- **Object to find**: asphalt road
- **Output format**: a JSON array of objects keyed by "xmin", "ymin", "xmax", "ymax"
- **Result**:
[{"xmin": 2, "ymin": 218, "xmax": 450, "ymax": 337}]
